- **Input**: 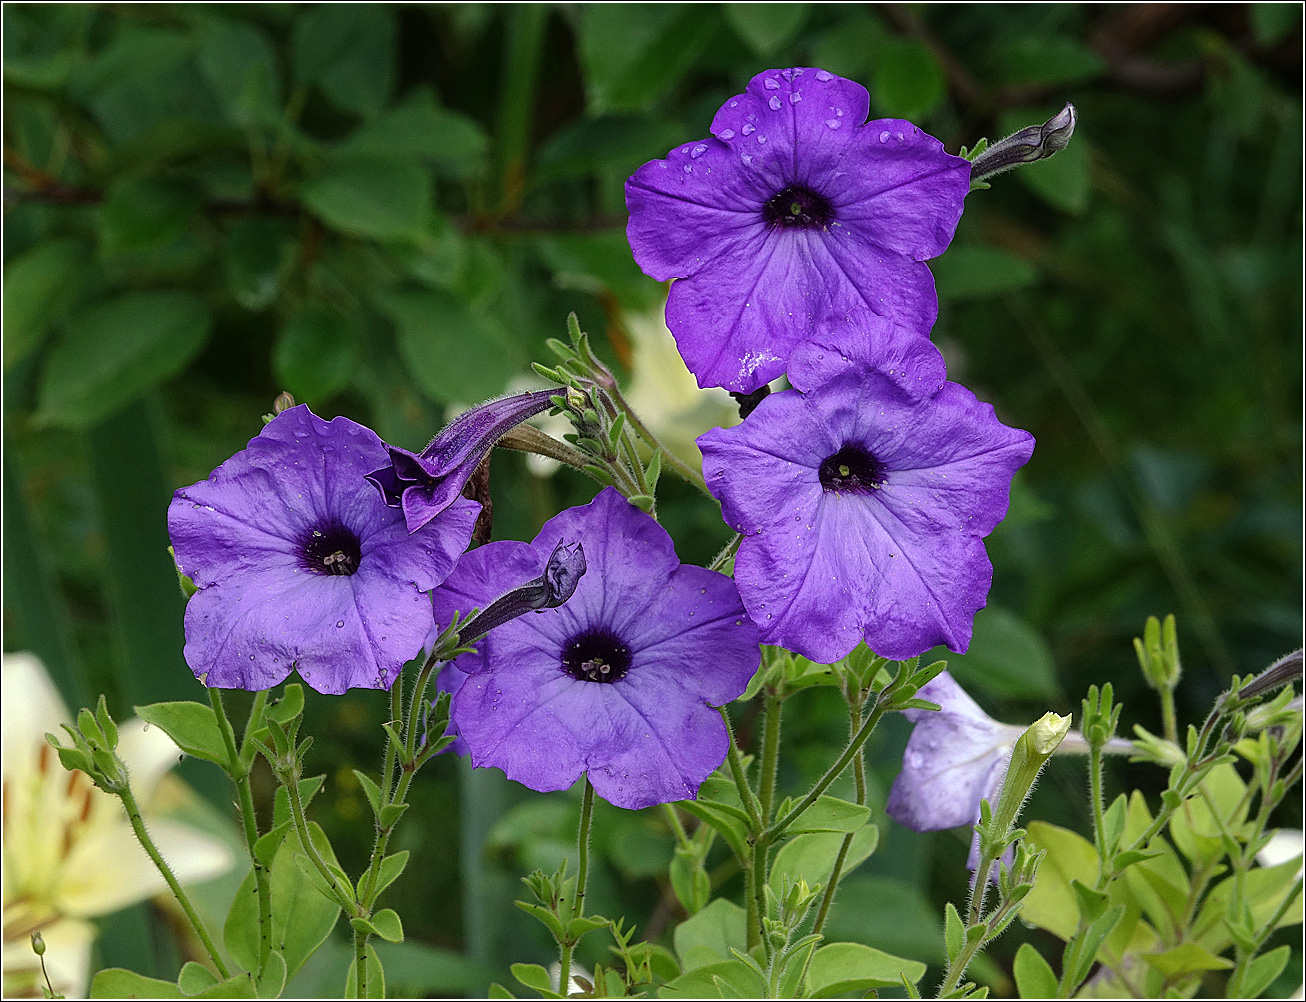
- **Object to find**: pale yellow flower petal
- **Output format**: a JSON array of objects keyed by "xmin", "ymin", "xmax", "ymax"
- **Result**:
[{"xmin": 2, "ymin": 916, "xmax": 95, "ymax": 1000}]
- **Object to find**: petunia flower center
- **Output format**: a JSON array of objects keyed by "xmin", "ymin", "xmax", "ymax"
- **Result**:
[
  {"xmin": 762, "ymin": 185, "xmax": 834, "ymax": 230},
  {"xmin": 300, "ymin": 523, "xmax": 362, "ymax": 576},
  {"xmin": 818, "ymin": 444, "xmax": 887, "ymax": 494},
  {"xmin": 562, "ymin": 627, "xmax": 631, "ymax": 684}
]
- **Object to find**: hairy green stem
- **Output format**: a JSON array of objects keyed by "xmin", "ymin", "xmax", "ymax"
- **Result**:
[
  {"xmin": 662, "ymin": 803, "xmax": 691, "ymax": 850},
  {"xmin": 285, "ymin": 774, "xmax": 354, "ymax": 912},
  {"xmin": 119, "ymin": 782, "xmax": 231, "ymax": 978},
  {"xmin": 559, "ymin": 780, "xmax": 595, "ymax": 996},
  {"xmin": 719, "ymin": 707, "xmax": 764, "ymax": 832},
  {"xmin": 210, "ymin": 687, "xmax": 271, "ymax": 973},
  {"xmin": 758, "ymin": 696, "xmax": 782, "ymax": 824},
  {"xmin": 709, "ymin": 533, "xmax": 742, "ymax": 574},
  {"xmin": 607, "ymin": 383, "xmax": 709, "ymax": 494},
  {"xmin": 812, "ymin": 695, "xmax": 867, "ymax": 936},
  {"xmin": 352, "ymin": 924, "xmax": 369, "ymax": 999},
  {"xmin": 1159, "ymin": 686, "xmax": 1179, "ymax": 745}
]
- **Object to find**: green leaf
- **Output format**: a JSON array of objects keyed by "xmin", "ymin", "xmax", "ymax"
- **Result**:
[
  {"xmin": 1066, "ymin": 905, "xmax": 1125, "ymax": 988},
  {"xmin": 1071, "ymin": 879, "xmax": 1110, "ymax": 923},
  {"xmin": 724, "ymin": 3, "xmax": 809, "ymax": 57},
  {"xmin": 768, "ymin": 825, "xmax": 879, "ymax": 897},
  {"xmin": 510, "ymin": 962, "xmax": 557, "ymax": 996},
  {"xmin": 177, "ymin": 961, "xmax": 218, "ymax": 993},
  {"xmin": 659, "ymin": 959, "xmax": 765, "ymax": 998},
  {"xmin": 299, "ymin": 159, "xmax": 430, "ymax": 241},
  {"xmin": 255, "ymin": 950, "xmax": 287, "ymax": 998},
  {"xmin": 784, "ymin": 795, "xmax": 872, "ymax": 834},
  {"xmin": 514, "ymin": 900, "xmax": 566, "ymax": 941},
  {"xmin": 291, "ymin": 5, "xmax": 395, "ymax": 115},
  {"xmin": 1141, "ymin": 942, "xmax": 1233, "ymax": 980},
  {"xmin": 944, "ymin": 902, "xmax": 964, "ymax": 962},
  {"xmin": 806, "ymin": 942, "xmax": 927, "ymax": 997},
  {"xmin": 370, "ymin": 908, "xmax": 404, "ymax": 943},
  {"xmin": 3, "ymin": 236, "xmax": 91, "ymax": 370},
  {"xmin": 1251, "ymin": 3, "xmax": 1301, "ymax": 44},
  {"xmin": 378, "ymin": 802, "xmax": 409, "ymax": 830},
  {"xmin": 197, "ymin": 18, "xmax": 282, "ymax": 128},
  {"xmin": 345, "ymin": 942, "xmax": 387, "ymax": 999},
  {"xmin": 353, "ymin": 769, "xmax": 384, "ymax": 819},
  {"xmin": 266, "ymin": 684, "xmax": 304, "ymax": 725},
  {"xmin": 98, "ymin": 177, "xmax": 200, "ymax": 258},
  {"xmin": 931, "ymin": 606, "xmax": 1058, "ymax": 699},
  {"xmin": 133, "ymin": 701, "xmax": 230, "ymax": 767},
  {"xmin": 89, "ymin": 968, "xmax": 258, "ymax": 999},
  {"xmin": 871, "ymin": 36, "xmax": 945, "ymax": 121},
  {"xmin": 274, "ymin": 301, "xmax": 355, "ymax": 403},
  {"xmin": 336, "ymin": 88, "xmax": 490, "ymax": 178},
  {"xmin": 669, "ymin": 848, "xmax": 711, "ymax": 915},
  {"xmin": 1021, "ymin": 821, "xmax": 1099, "ymax": 940},
  {"xmin": 222, "ymin": 217, "xmax": 297, "ymax": 312},
  {"xmin": 578, "ymin": 5, "xmax": 719, "ymax": 114},
  {"xmin": 37, "ymin": 291, "xmax": 212, "ymax": 428},
  {"xmin": 1013, "ymin": 942, "xmax": 1058, "ymax": 999},
  {"xmin": 673, "ymin": 898, "xmax": 746, "ymax": 971},
  {"xmin": 933, "ymin": 245, "xmax": 1038, "ymax": 301},
  {"xmin": 1242, "ymin": 944, "xmax": 1291, "ymax": 997},
  {"xmin": 371, "ymin": 850, "xmax": 410, "ymax": 900},
  {"xmin": 376, "ymin": 288, "xmax": 518, "ymax": 402}
]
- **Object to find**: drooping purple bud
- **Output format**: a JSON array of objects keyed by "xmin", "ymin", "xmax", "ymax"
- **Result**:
[
  {"xmin": 970, "ymin": 103, "xmax": 1077, "ymax": 184},
  {"xmin": 367, "ymin": 389, "xmax": 557, "ymax": 533},
  {"xmin": 456, "ymin": 539, "xmax": 586, "ymax": 644}
]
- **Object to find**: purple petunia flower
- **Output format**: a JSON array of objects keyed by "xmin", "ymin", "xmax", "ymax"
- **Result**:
[
  {"xmin": 697, "ymin": 314, "xmax": 1034, "ymax": 663},
  {"xmin": 367, "ymin": 389, "xmax": 557, "ymax": 533},
  {"xmin": 168, "ymin": 405, "xmax": 479, "ymax": 694},
  {"xmin": 625, "ymin": 67, "xmax": 970, "ymax": 393},
  {"xmin": 430, "ymin": 487, "xmax": 761, "ymax": 810},
  {"xmin": 885, "ymin": 672, "xmax": 1023, "ymax": 834}
]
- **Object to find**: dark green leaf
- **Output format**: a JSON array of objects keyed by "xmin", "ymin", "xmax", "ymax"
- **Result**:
[
  {"xmin": 292, "ymin": 6, "xmax": 394, "ymax": 115},
  {"xmin": 934, "ymin": 245, "xmax": 1038, "ymax": 300},
  {"xmin": 196, "ymin": 18, "xmax": 282, "ymax": 128},
  {"xmin": 931, "ymin": 606, "xmax": 1059, "ymax": 700},
  {"xmin": 871, "ymin": 36, "xmax": 945, "ymax": 121},
  {"xmin": 299, "ymin": 160, "xmax": 430, "ymax": 241},
  {"xmin": 578, "ymin": 5, "xmax": 719, "ymax": 114},
  {"xmin": 996, "ymin": 36, "xmax": 1106, "ymax": 88},
  {"xmin": 724, "ymin": 4, "xmax": 810, "ymax": 58},
  {"xmin": 3, "ymin": 236, "xmax": 91, "ymax": 370},
  {"xmin": 37, "ymin": 291, "xmax": 212, "ymax": 428},
  {"xmin": 273, "ymin": 301, "xmax": 355, "ymax": 403},
  {"xmin": 336, "ymin": 88, "xmax": 490, "ymax": 178},
  {"xmin": 98, "ymin": 178, "xmax": 200, "ymax": 258}
]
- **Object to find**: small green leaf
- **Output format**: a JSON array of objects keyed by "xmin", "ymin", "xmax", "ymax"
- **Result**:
[
  {"xmin": 371, "ymin": 850, "xmax": 410, "ymax": 899},
  {"xmin": 272, "ymin": 775, "xmax": 325, "ymax": 828},
  {"xmin": 1141, "ymin": 942, "xmax": 1234, "ymax": 980},
  {"xmin": 291, "ymin": 5, "xmax": 394, "ymax": 114},
  {"xmin": 352, "ymin": 769, "xmax": 384, "ymax": 819},
  {"xmin": 336, "ymin": 88, "xmax": 490, "ymax": 178},
  {"xmin": 673, "ymin": 898, "xmax": 747, "ymax": 971},
  {"xmin": 514, "ymin": 900, "xmax": 566, "ymax": 940},
  {"xmin": 510, "ymin": 962, "xmax": 557, "ymax": 996},
  {"xmin": 1070, "ymin": 879, "xmax": 1110, "ymax": 923},
  {"xmin": 370, "ymin": 908, "xmax": 404, "ymax": 943},
  {"xmin": 378, "ymin": 802, "xmax": 409, "ymax": 830},
  {"xmin": 267, "ymin": 684, "xmax": 304, "ymax": 724},
  {"xmin": 944, "ymin": 902, "xmax": 964, "ymax": 962},
  {"xmin": 785, "ymin": 795, "xmax": 872, "ymax": 834},
  {"xmin": 933, "ymin": 245, "xmax": 1038, "ymax": 301},
  {"xmin": 660, "ymin": 959, "xmax": 765, "ymax": 999},
  {"xmin": 724, "ymin": 3, "xmax": 810, "ymax": 58},
  {"xmin": 871, "ymin": 36, "xmax": 945, "ymax": 121},
  {"xmin": 1012, "ymin": 942, "xmax": 1058, "ymax": 999},
  {"xmin": 177, "ymin": 961, "xmax": 218, "ymax": 993},
  {"xmin": 255, "ymin": 950, "xmax": 287, "ymax": 998},
  {"xmin": 133, "ymin": 701, "xmax": 229, "ymax": 767},
  {"xmin": 1242, "ymin": 944, "xmax": 1291, "ymax": 997}
]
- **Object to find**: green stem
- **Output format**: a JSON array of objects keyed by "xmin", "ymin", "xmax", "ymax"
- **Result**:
[
  {"xmin": 1159, "ymin": 685, "xmax": 1179, "ymax": 745},
  {"xmin": 285, "ymin": 773, "xmax": 355, "ymax": 913},
  {"xmin": 812, "ymin": 695, "xmax": 867, "ymax": 936},
  {"xmin": 709, "ymin": 533, "xmax": 742, "ymax": 573},
  {"xmin": 745, "ymin": 849, "xmax": 761, "ymax": 952},
  {"xmin": 719, "ymin": 707, "xmax": 764, "ymax": 832},
  {"xmin": 1227, "ymin": 874, "xmax": 1304, "ymax": 996},
  {"xmin": 237, "ymin": 690, "xmax": 267, "ymax": 770},
  {"xmin": 119, "ymin": 782, "xmax": 231, "ymax": 978},
  {"xmin": 494, "ymin": 4, "xmax": 548, "ymax": 216},
  {"xmin": 210, "ymin": 688, "xmax": 271, "ymax": 974},
  {"xmin": 752, "ymin": 833, "xmax": 771, "ymax": 968},
  {"xmin": 352, "ymin": 923, "xmax": 369, "ymax": 1000},
  {"xmin": 559, "ymin": 779, "xmax": 595, "ymax": 996},
  {"xmin": 758, "ymin": 696, "xmax": 782, "ymax": 824},
  {"xmin": 1088, "ymin": 744, "xmax": 1107, "ymax": 880},
  {"xmin": 765, "ymin": 695, "xmax": 891, "ymax": 843},
  {"xmin": 382, "ymin": 671, "xmax": 403, "ymax": 799},
  {"xmin": 607, "ymin": 383, "xmax": 709, "ymax": 495},
  {"xmin": 662, "ymin": 803, "xmax": 691, "ymax": 850}
]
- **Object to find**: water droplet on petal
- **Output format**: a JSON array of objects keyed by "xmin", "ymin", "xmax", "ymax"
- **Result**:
[
  {"xmin": 720, "ymin": 128, "xmax": 735, "ymax": 140},
  {"xmin": 336, "ymin": 620, "xmax": 345, "ymax": 628},
  {"xmin": 740, "ymin": 153, "xmax": 753, "ymax": 166},
  {"xmin": 730, "ymin": 100, "xmax": 738, "ymax": 107},
  {"xmin": 757, "ymin": 134, "xmax": 767, "ymax": 144},
  {"xmin": 879, "ymin": 130, "xmax": 890, "ymax": 143},
  {"xmin": 789, "ymin": 92, "xmax": 802, "ymax": 105},
  {"xmin": 764, "ymin": 76, "xmax": 780, "ymax": 90},
  {"xmin": 768, "ymin": 95, "xmax": 782, "ymax": 112},
  {"xmin": 690, "ymin": 143, "xmax": 707, "ymax": 159},
  {"xmin": 825, "ymin": 118, "xmax": 841, "ymax": 130},
  {"xmin": 683, "ymin": 164, "xmax": 693, "ymax": 174},
  {"xmin": 741, "ymin": 123, "xmax": 755, "ymax": 136},
  {"xmin": 815, "ymin": 69, "xmax": 833, "ymax": 82}
]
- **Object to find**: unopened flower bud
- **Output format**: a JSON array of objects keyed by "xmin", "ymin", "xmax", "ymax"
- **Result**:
[
  {"xmin": 273, "ymin": 391, "xmax": 296, "ymax": 414},
  {"xmin": 30, "ymin": 930, "xmax": 45, "ymax": 956},
  {"xmin": 990, "ymin": 711, "xmax": 1070, "ymax": 839},
  {"xmin": 970, "ymin": 103, "xmax": 1077, "ymax": 184},
  {"xmin": 457, "ymin": 539, "xmax": 587, "ymax": 644},
  {"xmin": 1134, "ymin": 614, "xmax": 1182, "ymax": 693}
]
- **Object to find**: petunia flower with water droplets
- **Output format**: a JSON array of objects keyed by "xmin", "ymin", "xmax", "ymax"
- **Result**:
[
  {"xmin": 698, "ymin": 313, "xmax": 1034, "ymax": 663},
  {"xmin": 626, "ymin": 66, "xmax": 970, "ymax": 393},
  {"xmin": 168, "ymin": 404, "xmax": 479, "ymax": 694},
  {"xmin": 430, "ymin": 487, "xmax": 761, "ymax": 810}
]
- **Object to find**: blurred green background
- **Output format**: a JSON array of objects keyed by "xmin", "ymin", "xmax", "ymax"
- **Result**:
[{"xmin": 4, "ymin": 3, "xmax": 1301, "ymax": 996}]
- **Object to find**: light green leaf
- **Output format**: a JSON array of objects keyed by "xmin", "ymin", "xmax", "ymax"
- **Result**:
[
  {"xmin": 1013, "ymin": 942, "xmax": 1058, "ymax": 999},
  {"xmin": 933, "ymin": 245, "xmax": 1038, "ymax": 301},
  {"xmin": 673, "ymin": 898, "xmax": 746, "ymax": 971},
  {"xmin": 1141, "ymin": 942, "xmax": 1233, "ymax": 980},
  {"xmin": 806, "ymin": 942, "xmax": 926, "ymax": 997},
  {"xmin": 299, "ymin": 160, "xmax": 430, "ymax": 241},
  {"xmin": 255, "ymin": 950, "xmax": 287, "ymax": 999},
  {"xmin": 1242, "ymin": 944, "xmax": 1291, "ymax": 997},
  {"xmin": 370, "ymin": 908, "xmax": 404, "ymax": 943},
  {"xmin": 769, "ymin": 825, "xmax": 878, "ymax": 896},
  {"xmin": 783, "ymin": 795, "xmax": 872, "ymax": 835},
  {"xmin": 658, "ymin": 959, "xmax": 764, "ymax": 999},
  {"xmin": 1021, "ymin": 821, "xmax": 1099, "ymax": 940},
  {"xmin": 178, "ymin": 961, "xmax": 218, "ymax": 993},
  {"xmin": 510, "ymin": 962, "xmax": 556, "ymax": 995},
  {"xmin": 133, "ymin": 701, "xmax": 229, "ymax": 767},
  {"xmin": 37, "ymin": 291, "xmax": 212, "ymax": 428}
]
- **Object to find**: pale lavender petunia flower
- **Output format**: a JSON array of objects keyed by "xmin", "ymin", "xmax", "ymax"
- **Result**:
[
  {"xmin": 367, "ymin": 389, "xmax": 557, "ymax": 533},
  {"xmin": 168, "ymin": 405, "xmax": 479, "ymax": 694},
  {"xmin": 625, "ymin": 67, "xmax": 970, "ymax": 393},
  {"xmin": 885, "ymin": 672, "xmax": 1024, "ymax": 834},
  {"xmin": 430, "ymin": 487, "xmax": 761, "ymax": 810},
  {"xmin": 698, "ymin": 315, "xmax": 1034, "ymax": 663}
]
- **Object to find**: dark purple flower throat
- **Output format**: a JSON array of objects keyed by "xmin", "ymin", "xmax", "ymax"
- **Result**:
[
  {"xmin": 762, "ymin": 185, "xmax": 834, "ymax": 230},
  {"xmin": 819, "ymin": 444, "xmax": 886, "ymax": 495},
  {"xmin": 301, "ymin": 523, "xmax": 362, "ymax": 576},
  {"xmin": 562, "ymin": 627, "xmax": 631, "ymax": 684}
]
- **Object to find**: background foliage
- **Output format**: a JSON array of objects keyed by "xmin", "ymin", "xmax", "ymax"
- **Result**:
[{"xmin": 4, "ymin": 3, "xmax": 1301, "ymax": 996}]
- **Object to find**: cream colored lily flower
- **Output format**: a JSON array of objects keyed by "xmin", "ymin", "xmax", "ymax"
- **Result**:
[
  {"xmin": 2, "ymin": 653, "xmax": 234, "ymax": 998},
  {"xmin": 622, "ymin": 298, "xmax": 738, "ymax": 470}
]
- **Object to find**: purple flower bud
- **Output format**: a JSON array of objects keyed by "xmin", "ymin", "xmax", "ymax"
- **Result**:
[
  {"xmin": 457, "ymin": 540, "xmax": 587, "ymax": 643},
  {"xmin": 970, "ymin": 103, "xmax": 1077, "ymax": 183},
  {"xmin": 367, "ymin": 389, "xmax": 557, "ymax": 533}
]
